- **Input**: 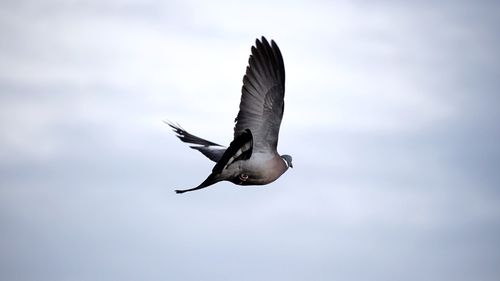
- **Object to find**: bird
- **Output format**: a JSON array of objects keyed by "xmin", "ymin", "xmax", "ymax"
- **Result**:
[{"xmin": 167, "ymin": 36, "xmax": 292, "ymax": 194}]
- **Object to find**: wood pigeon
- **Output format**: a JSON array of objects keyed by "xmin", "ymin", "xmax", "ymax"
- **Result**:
[{"xmin": 168, "ymin": 37, "xmax": 292, "ymax": 193}]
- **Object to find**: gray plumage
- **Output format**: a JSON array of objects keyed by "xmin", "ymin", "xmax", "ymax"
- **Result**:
[
  {"xmin": 168, "ymin": 37, "xmax": 293, "ymax": 194},
  {"xmin": 165, "ymin": 121, "xmax": 226, "ymax": 162},
  {"xmin": 235, "ymin": 38, "xmax": 286, "ymax": 152}
]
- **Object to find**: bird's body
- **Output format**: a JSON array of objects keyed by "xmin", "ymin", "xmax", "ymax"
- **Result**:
[
  {"xmin": 168, "ymin": 37, "xmax": 293, "ymax": 194},
  {"xmin": 226, "ymin": 152, "xmax": 288, "ymax": 185}
]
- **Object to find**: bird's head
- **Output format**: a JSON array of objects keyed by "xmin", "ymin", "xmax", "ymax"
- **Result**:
[{"xmin": 281, "ymin": 154, "xmax": 293, "ymax": 169}]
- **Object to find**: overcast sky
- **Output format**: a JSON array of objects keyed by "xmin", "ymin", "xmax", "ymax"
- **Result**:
[{"xmin": 1, "ymin": 0, "xmax": 500, "ymax": 280}]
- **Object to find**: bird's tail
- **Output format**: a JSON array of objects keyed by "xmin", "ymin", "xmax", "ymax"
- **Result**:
[{"xmin": 175, "ymin": 173, "xmax": 221, "ymax": 194}]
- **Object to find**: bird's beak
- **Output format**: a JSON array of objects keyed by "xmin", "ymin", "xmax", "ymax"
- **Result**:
[{"xmin": 290, "ymin": 163, "xmax": 293, "ymax": 168}]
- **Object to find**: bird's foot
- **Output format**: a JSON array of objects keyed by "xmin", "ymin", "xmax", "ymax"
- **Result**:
[{"xmin": 239, "ymin": 174, "xmax": 249, "ymax": 182}]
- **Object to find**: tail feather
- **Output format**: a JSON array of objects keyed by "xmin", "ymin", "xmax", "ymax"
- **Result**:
[{"xmin": 165, "ymin": 120, "xmax": 226, "ymax": 162}]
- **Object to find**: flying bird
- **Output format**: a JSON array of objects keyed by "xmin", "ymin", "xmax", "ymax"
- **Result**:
[{"xmin": 168, "ymin": 37, "xmax": 292, "ymax": 194}]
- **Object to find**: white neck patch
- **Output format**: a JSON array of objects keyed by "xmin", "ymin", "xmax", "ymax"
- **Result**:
[{"xmin": 282, "ymin": 157, "xmax": 290, "ymax": 168}]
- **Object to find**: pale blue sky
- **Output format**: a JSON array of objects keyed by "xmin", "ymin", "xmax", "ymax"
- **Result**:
[{"xmin": 1, "ymin": 1, "xmax": 500, "ymax": 280}]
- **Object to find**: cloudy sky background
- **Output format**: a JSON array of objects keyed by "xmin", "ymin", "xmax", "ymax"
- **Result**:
[{"xmin": 1, "ymin": 0, "xmax": 500, "ymax": 280}]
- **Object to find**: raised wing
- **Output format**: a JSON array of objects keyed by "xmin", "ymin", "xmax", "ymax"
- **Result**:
[
  {"xmin": 166, "ymin": 121, "xmax": 226, "ymax": 162},
  {"xmin": 234, "ymin": 37, "xmax": 286, "ymax": 153},
  {"xmin": 212, "ymin": 129, "xmax": 252, "ymax": 174}
]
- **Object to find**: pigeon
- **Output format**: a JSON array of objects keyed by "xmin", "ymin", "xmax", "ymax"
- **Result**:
[{"xmin": 168, "ymin": 36, "xmax": 292, "ymax": 194}]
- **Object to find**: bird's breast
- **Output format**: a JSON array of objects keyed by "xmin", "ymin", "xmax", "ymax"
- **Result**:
[{"xmin": 236, "ymin": 153, "xmax": 288, "ymax": 185}]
